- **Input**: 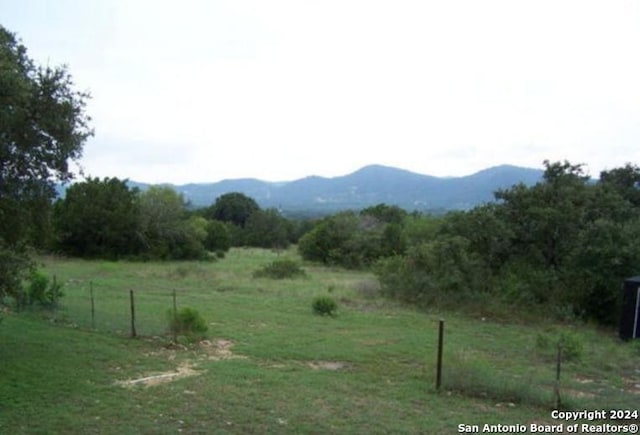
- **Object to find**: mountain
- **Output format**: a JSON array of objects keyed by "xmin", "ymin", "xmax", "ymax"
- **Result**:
[{"xmin": 126, "ymin": 164, "xmax": 544, "ymax": 214}]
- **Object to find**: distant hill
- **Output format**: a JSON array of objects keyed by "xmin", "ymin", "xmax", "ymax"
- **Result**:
[{"xmin": 126, "ymin": 164, "xmax": 544, "ymax": 214}]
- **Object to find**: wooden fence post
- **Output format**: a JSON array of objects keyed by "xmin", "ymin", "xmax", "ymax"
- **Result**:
[
  {"xmin": 172, "ymin": 289, "xmax": 178, "ymax": 344},
  {"xmin": 130, "ymin": 289, "xmax": 137, "ymax": 338},
  {"xmin": 436, "ymin": 319, "xmax": 444, "ymax": 391},
  {"xmin": 90, "ymin": 281, "xmax": 95, "ymax": 330},
  {"xmin": 554, "ymin": 343, "xmax": 563, "ymax": 408}
]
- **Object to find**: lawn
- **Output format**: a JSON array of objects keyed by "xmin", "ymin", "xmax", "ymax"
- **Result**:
[{"xmin": 1, "ymin": 248, "xmax": 638, "ymax": 433}]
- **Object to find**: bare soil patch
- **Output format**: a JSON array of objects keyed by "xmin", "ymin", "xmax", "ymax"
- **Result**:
[
  {"xmin": 114, "ymin": 362, "xmax": 200, "ymax": 388},
  {"xmin": 116, "ymin": 338, "xmax": 246, "ymax": 387},
  {"xmin": 307, "ymin": 361, "xmax": 348, "ymax": 371},
  {"xmin": 199, "ymin": 339, "xmax": 248, "ymax": 362}
]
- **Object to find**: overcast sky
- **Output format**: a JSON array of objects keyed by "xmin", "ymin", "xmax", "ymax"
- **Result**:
[{"xmin": 2, "ymin": 0, "xmax": 639, "ymax": 183}]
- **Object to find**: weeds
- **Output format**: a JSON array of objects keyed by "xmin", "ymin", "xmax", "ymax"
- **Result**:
[
  {"xmin": 312, "ymin": 296, "xmax": 338, "ymax": 316},
  {"xmin": 442, "ymin": 350, "xmax": 552, "ymax": 408}
]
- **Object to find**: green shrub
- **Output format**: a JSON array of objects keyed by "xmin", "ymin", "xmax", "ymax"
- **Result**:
[
  {"xmin": 535, "ymin": 329, "xmax": 584, "ymax": 363},
  {"xmin": 253, "ymin": 259, "xmax": 307, "ymax": 279},
  {"xmin": 312, "ymin": 296, "xmax": 337, "ymax": 317},
  {"xmin": 168, "ymin": 307, "xmax": 208, "ymax": 340},
  {"xmin": 22, "ymin": 272, "xmax": 63, "ymax": 308}
]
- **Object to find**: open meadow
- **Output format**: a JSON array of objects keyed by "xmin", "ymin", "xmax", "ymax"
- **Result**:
[{"xmin": 1, "ymin": 248, "xmax": 639, "ymax": 434}]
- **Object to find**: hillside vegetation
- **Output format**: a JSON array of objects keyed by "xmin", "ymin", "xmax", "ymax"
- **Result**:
[{"xmin": 299, "ymin": 161, "xmax": 640, "ymax": 327}]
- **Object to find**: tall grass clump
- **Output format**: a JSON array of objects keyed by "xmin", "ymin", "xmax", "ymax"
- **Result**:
[
  {"xmin": 253, "ymin": 259, "xmax": 307, "ymax": 279},
  {"xmin": 441, "ymin": 350, "xmax": 550, "ymax": 407}
]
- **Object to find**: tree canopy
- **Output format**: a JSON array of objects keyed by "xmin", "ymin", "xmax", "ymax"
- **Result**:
[
  {"xmin": 54, "ymin": 177, "xmax": 141, "ymax": 259},
  {"xmin": 206, "ymin": 192, "xmax": 259, "ymax": 227},
  {"xmin": 1, "ymin": 25, "xmax": 92, "ymax": 299}
]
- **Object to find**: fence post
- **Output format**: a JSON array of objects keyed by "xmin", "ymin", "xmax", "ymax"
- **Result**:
[
  {"xmin": 52, "ymin": 274, "xmax": 58, "ymax": 322},
  {"xmin": 90, "ymin": 281, "xmax": 95, "ymax": 330},
  {"xmin": 130, "ymin": 289, "xmax": 137, "ymax": 338},
  {"xmin": 436, "ymin": 319, "xmax": 444, "ymax": 391},
  {"xmin": 172, "ymin": 288, "xmax": 178, "ymax": 344},
  {"xmin": 554, "ymin": 343, "xmax": 563, "ymax": 408}
]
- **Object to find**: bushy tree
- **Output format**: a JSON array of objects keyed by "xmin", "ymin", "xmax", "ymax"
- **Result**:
[
  {"xmin": 299, "ymin": 208, "xmax": 406, "ymax": 268},
  {"xmin": 138, "ymin": 186, "xmax": 206, "ymax": 260},
  {"xmin": 375, "ymin": 235, "xmax": 489, "ymax": 306},
  {"xmin": 1, "ymin": 25, "xmax": 92, "ymax": 299},
  {"xmin": 298, "ymin": 211, "xmax": 360, "ymax": 266},
  {"xmin": 599, "ymin": 163, "xmax": 640, "ymax": 207},
  {"xmin": 244, "ymin": 208, "xmax": 291, "ymax": 249},
  {"xmin": 206, "ymin": 192, "xmax": 259, "ymax": 227},
  {"xmin": 203, "ymin": 220, "xmax": 232, "ymax": 254},
  {"xmin": 495, "ymin": 161, "xmax": 590, "ymax": 271},
  {"xmin": 361, "ymin": 204, "xmax": 407, "ymax": 224},
  {"xmin": 53, "ymin": 177, "xmax": 141, "ymax": 258}
]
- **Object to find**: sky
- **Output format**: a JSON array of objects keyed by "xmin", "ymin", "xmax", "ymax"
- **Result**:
[{"xmin": 2, "ymin": 0, "xmax": 639, "ymax": 184}]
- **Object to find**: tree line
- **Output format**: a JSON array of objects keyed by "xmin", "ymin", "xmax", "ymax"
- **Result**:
[
  {"xmin": 297, "ymin": 161, "xmax": 640, "ymax": 326},
  {"xmin": 52, "ymin": 180, "xmax": 303, "ymax": 260}
]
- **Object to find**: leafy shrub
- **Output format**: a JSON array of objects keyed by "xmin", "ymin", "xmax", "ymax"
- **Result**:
[
  {"xmin": 0, "ymin": 243, "xmax": 34, "ymax": 303},
  {"xmin": 23, "ymin": 271, "xmax": 63, "ymax": 308},
  {"xmin": 312, "ymin": 296, "xmax": 337, "ymax": 317},
  {"xmin": 168, "ymin": 307, "xmax": 208, "ymax": 340},
  {"xmin": 253, "ymin": 259, "xmax": 307, "ymax": 279},
  {"xmin": 298, "ymin": 211, "xmax": 402, "ymax": 269}
]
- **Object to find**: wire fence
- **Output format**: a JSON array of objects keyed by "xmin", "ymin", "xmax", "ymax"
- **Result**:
[{"xmin": 56, "ymin": 278, "xmax": 188, "ymax": 338}]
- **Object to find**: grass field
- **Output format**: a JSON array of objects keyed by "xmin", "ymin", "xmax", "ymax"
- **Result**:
[{"xmin": 1, "ymin": 248, "xmax": 639, "ymax": 433}]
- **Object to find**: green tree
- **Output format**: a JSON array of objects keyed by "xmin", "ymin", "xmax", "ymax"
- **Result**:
[
  {"xmin": 53, "ymin": 178, "xmax": 141, "ymax": 259},
  {"xmin": 298, "ymin": 209, "xmax": 403, "ymax": 268},
  {"xmin": 569, "ymin": 217, "xmax": 640, "ymax": 324},
  {"xmin": 138, "ymin": 186, "xmax": 205, "ymax": 260},
  {"xmin": 203, "ymin": 220, "xmax": 232, "ymax": 254},
  {"xmin": 402, "ymin": 213, "xmax": 442, "ymax": 246},
  {"xmin": 375, "ymin": 235, "xmax": 488, "ymax": 306},
  {"xmin": 599, "ymin": 163, "xmax": 640, "ymax": 208},
  {"xmin": 244, "ymin": 208, "xmax": 291, "ymax": 249},
  {"xmin": 440, "ymin": 205, "xmax": 512, "ymax": 274},
  {"xmin": 361, "ymin": 203, "xmax": 407, "ymax": 225},
  {"xmin": 298, "ymin": 212, "xmax": 359, "ymax": 265},
  {"xmin": 206, "ymin": 192, "xmax": 259, "ymax": 228},
  {"xmin": 495, "ymin": 160, "xmax": 590, "ymax": 271},
  {"xmin": 1, "ymin": 25, "xmax": 92, "ymax": 299}
]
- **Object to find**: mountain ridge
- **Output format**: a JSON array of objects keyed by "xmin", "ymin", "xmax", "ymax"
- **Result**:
[{"xmin": 127, "ymin": 163, "xmax": 544, "ymax": 213}]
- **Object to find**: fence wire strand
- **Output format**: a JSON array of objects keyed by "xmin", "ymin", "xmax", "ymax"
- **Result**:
[{"xmin": 58, "ymin": 279, "xmax": 190, "ymax": 337}]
